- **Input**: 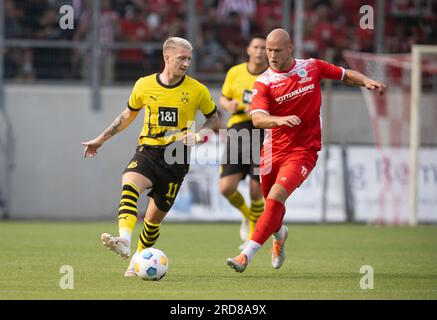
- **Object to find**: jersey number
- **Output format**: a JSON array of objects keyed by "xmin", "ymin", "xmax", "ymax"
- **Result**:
[
  {"xmin": 242, "ymin": 89, "xmax": 253, "ymax": 105},
  {"xmin": 166, "ymin": 182, "xmax": 179, "ymax": 199},
  {"xmin": 158, "ymin": 107, "xmax": 178, "ymax": 127}
]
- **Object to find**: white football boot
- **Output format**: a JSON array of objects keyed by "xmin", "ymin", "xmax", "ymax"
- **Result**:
[
  {"xmin": 124, "ymin": 251, "xmax": 139, "ymax": 277},
  {"xmin": 226, "ymin": 253, "xmax": 249, "ymax": 273},
  {"xmin": 271, "ymin": 225, "xmax": 288, "ymax": 269},
  {"xmin": 101, "ymin": 233, "xmax": 130, "ymax": 259}
]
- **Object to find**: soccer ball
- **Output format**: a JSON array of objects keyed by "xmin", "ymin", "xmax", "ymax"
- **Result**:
[{"xmin": 134, "ymin": 248, "xmax": 169, "ymax": 281}]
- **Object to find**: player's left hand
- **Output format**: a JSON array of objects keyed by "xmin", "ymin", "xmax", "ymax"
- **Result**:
[{"xmin": 364, "ymin": 79, "xmax": 387, "ymax": 96}]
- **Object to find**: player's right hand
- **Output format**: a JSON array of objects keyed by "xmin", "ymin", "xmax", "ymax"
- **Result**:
[
  {"xmin": 277, "ymin": 115, "xmax": 301, "ymax": 128},
  {"xmin": 81, "ymin": 138, "xmax": 103, "ymax": 158},
  {"xmin": 229, "ymin": 100, "xmax": 240, "ymax": 114}
]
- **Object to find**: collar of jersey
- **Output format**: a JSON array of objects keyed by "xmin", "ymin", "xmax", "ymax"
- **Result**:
[
  {"xmin": 156, "ymin": 73, "xmax": 186, "ymax": 89},
  {"xmin": 246, "ymin": 63, "xmax": 268, "ymax": 76}
]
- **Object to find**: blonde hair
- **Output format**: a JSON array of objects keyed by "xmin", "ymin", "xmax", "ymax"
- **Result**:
[{"xmin": 163, "ymin": 37, "xmax": 193, "ymax": 52}]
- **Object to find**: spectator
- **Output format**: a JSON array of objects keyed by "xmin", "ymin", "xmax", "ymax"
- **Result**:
[
  {"xmin": 33, "ymin": 6, "xmax": 71, "ymax": 79},
  {"xmin": 116, "ymin": 5, "xmax": 149, "ymax": 81},
  {"xmin": 256, "ymin": 0, "xmax": 281, "ymax": 35},
  {"xmin": 73, "ymin": 0, "xmax": 120, "ymax": 84},
  {"xmin": 217, "ymin": 11, "xmax": 247, "ymax": 66},
  {"xmin": 217, "ymin": 0, "xmax": 256, "ymax": 39},
  {"xmin": 4, "ymin": 0, "xmax": 24, "ymax": 79},
  {"xmin": 198, "ymin": 29, "xmax": 232, "ymax": 73}
]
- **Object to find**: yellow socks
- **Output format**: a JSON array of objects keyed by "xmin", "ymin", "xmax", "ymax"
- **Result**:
[
  {"xmin": 227, "ymin": 191, "xmax": 251, "ymax": 220},
  {"xmin": 118, "ymin": 182, "xmax": 139, "ymax": 245},
  {"xmin": 249, "ymin": 198, "xmax": 264, "ymax": 238},
  {"xmin": 137, "ymin": 220, "xmax": 160, "ymax": 252}
]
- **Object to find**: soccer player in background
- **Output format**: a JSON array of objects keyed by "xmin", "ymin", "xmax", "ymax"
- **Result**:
[
  {"xmin": 82, "ymin": 37, "xmax": 218, "ymax": 276},
  {"xmin": 227, "ymin": 29, "xmax": 386, "ymax": 272},
  {"xmin": 219, "ymin": 35, "xmax": 268, "ymax": 249}
]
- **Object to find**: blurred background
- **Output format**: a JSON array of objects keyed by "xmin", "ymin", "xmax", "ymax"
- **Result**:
[
  {"xmin": 2, "ymin": 0, "xmax": 436, "ymax": 83},
  {"xmin": 0, "ymin": 0, "xmax": 436, "ymax": 224}
]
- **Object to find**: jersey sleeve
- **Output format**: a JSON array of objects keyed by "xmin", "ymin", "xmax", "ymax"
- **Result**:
[
  {"xmin": 198, "ymin": 85, "xmax": 217, "ymax": 118},
  {"xmin": 315, "ymin": 59, "xmax": 345, "ymax": 81},
  {"xmin": 127, "ymin": 78, "xmax": 144, "ymax": 111},
  {"xmin": 221, "ymin": 68, "xmax": 234, "ymax": 99},
  {"xmin": 250, "ymin": 81, "xmax": 270, "ymax": 115}
]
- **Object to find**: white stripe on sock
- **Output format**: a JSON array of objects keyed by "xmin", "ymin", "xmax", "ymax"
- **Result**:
[{"xmin": 119, "ymin": 229, "xmax": 132, "ymax": 246}]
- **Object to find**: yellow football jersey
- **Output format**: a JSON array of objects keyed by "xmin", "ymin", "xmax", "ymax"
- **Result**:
[
  {"xmin": 128, "ymin": 74, "xmax": 217, "ymax": 147},
  {"xmin": 221, "ymin": 62, "xmax": 266, "ymax": 128}
]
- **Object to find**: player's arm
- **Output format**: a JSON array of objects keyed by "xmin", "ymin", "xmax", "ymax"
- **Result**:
[
  {"xmin": 183, "ymin": 111, "xmax": 219, "ymax": 146},
  {"xmin": 251, "ymin": 111, "xmax": 301, "ymax": 129},
  {"xmin": 219, "ymin": 95, "xmax": 239, "ymax": 114},
  {"xmin": 343, "ymin": 69, "xmax": 387, "ymax": 95},
  {"xmin": 81, "ymin": 107, "xmax": 139, "ymax": 158},
  {"xmin": 250, "ymin": 81, "xmax": 301, "ymax": 129},
  {"xmin": 197, "ymin": 111, "xmax": 219, "ymax": 138}
]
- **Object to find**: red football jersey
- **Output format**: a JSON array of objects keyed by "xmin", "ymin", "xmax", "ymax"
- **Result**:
[{"xmin": 250, "ymin": 58, "xmax": 345, "ymax": 156}]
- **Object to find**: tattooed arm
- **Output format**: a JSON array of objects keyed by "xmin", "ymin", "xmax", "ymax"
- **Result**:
[{"xmin": 82, "ymin": 107, "xmax": 139, "ymax": 158}]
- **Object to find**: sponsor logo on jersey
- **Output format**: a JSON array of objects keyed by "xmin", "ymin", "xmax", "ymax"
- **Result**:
[
  {"xmin": 297, "ymin": 76, "xmax": 313, "ymax": 84},
  {"xmin": 242, "ymin": 89, "xmax": 253, "ymax": 104},
  {"xmin": 271, "ymin": 82, "xmax": 286, "ymax": 88},
  {"xmin": 275, "ymin": 84, "xmax": 315, "ymax": 104}
]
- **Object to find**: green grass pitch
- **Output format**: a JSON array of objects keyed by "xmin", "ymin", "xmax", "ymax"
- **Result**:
[{"xmin": 0, "ymin": 222, "xmax": 436, "ymax": 300}]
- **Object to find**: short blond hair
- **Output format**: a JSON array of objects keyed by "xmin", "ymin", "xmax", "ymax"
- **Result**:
[{"xmin": 163, "ymin": 37, "xmax": 193, "ymax": 52}]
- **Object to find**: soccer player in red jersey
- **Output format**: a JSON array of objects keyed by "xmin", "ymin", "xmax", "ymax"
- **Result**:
[{"xmin": 227, "ymin": 29, "xmax": 386, "ymax": 272}]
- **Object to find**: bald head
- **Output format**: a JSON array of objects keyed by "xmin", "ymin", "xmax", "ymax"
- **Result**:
[
  {"xmin": 265, "ymin": 29, "xmax": 294, "ymax": 71},
  {"xmin": 266, "ymin": 29, "xmax": 291, "ymax": 45}
]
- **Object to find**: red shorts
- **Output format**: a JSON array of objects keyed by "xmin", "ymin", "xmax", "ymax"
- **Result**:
[{"xmin": 259, "ymin": 150, "xmax": 318, "ymax": 198}]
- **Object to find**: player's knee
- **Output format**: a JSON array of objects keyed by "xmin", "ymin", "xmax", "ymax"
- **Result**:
[
  {"xmin": 267, "ymin": 184, "xmax": 288, "ymax": 203},
  {"xmin": 249, "ymin": 181, "xmax": 262, "ymax": 200},
  {"xmin": 220, "ymin": 184, "xmax": 237, "ymax": 197}
]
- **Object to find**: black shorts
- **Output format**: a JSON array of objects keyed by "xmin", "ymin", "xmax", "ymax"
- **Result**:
[
  {"xmin": 220, "ymin": 121, "xmax": 264, "ymax": 181},
  {"xmin": 123, "ymin": 144, "xmax": 189, "ymax": 212}
]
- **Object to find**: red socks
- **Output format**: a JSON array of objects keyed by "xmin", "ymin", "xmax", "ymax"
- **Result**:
[{"xmin": 251, "ymin": 199, "xmax": 285, "ymax": 245}]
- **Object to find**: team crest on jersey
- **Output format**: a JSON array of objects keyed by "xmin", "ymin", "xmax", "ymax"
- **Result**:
[
  {"xmin": 128, "ymin": 160, "xmax": 138, "ymax": 169},
  {"xmin": 180, "ymin": 92, "xmax": 189, "ymax": 104},
  {"xmin": 297, "ymin": 69, "xmax": 308, "ymax": 77},
  {"xmin": 297, "ymin": 69, "xmax": 312, "ymax": 84}
]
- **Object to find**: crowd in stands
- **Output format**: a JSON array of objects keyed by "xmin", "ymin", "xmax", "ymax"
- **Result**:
[{"xmin": 4, "ymin": 0, "xmax": 437, "ymax": 83}]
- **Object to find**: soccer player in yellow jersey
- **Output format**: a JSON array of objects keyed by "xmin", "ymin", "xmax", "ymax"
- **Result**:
[
  {"xmin": 219, "ymin": 35, "xmax": 268, "ymax": 249},
  {"xmin": 82, "ymin": 37, "xmax": 218, "ymax": 276}
]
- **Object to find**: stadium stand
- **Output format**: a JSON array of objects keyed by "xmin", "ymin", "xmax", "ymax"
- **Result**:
[{"xmin": 3, "ymin": 0, "xmax": 436, "ymax": 82}]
